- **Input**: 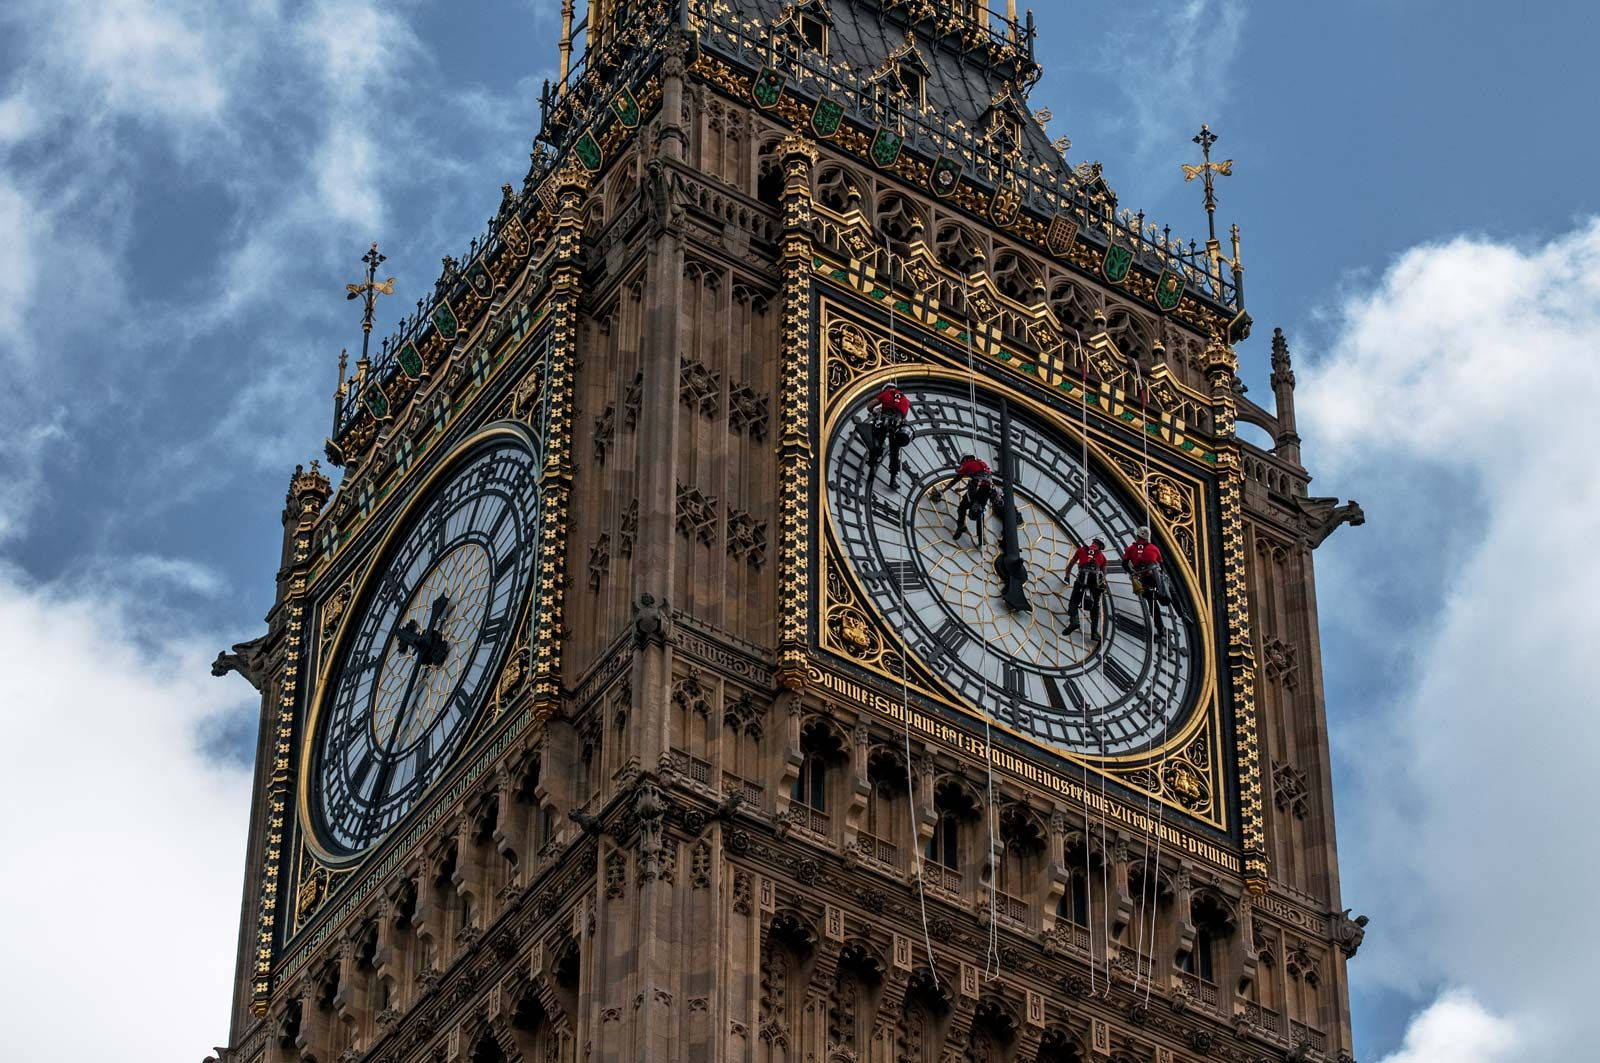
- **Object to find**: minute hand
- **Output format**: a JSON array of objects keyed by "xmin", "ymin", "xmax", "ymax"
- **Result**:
[{"xmin": 994, "ymin": 397, "xmax": 1032, "ymax": 612}]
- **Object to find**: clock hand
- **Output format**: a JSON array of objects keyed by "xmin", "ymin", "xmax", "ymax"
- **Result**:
[
  {"xmin": 362, "ymin": 649, "xmax": 426, "ymax": 839},
  {"xmin": 994, "ymin": 397, "xmax": 1032, "ymax": 612},
  {"xmin": 420, "ymin": 592, "xmax": 453, "ymax": 666}
]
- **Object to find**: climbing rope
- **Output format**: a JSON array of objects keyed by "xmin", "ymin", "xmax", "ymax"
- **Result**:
[
  {"xmin": 957, "ymin": 278, "xmax": 1003, "ymax": 981},
  {"xmin": 885, "ymin": 242, "xmax": 939, "ymax": 991}
]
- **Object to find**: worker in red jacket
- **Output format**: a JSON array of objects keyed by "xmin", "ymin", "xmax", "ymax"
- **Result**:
[
  {"xmin": 1061, "ymin": 537, "xmax": 1108, "ymax": 639},
  {"xmin": 1124, "ymin": 526, "xmax": 1169, "ymax": 643},
  {"xmin": 947, "ymin": 455, "xmax": 1003, "ymax": 546},
  {"xmin": 865, "ymin": 384, "xmax": 913, "ymax": 490}
]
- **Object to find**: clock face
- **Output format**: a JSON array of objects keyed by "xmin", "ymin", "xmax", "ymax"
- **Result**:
[
  {"xmin": 310, "ymin": 434, "xmax": 541, "ymax": 858},
  {"xmin": 827, "ymin": 380, "xmax": 1201, "ymax": 756}
]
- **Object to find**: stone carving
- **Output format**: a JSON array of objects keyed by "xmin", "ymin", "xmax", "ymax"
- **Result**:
[
  {"xmin": 618, "ymin": 498, "xmax": 638, "ymax": 559},
  {"xmin": 726, "ymin": 508, "xmax": 769, "ymax": 569},
  {"xmin": 1331, "ymin": 909, "xmax": 1369, "ymax": 958},
  {"xmin": 587, "ymin": 534, "xmax": 611, "ymax": 592},
  {"xmin": 675, "ymin": 481, "xmax": 719, "ymax": 544},
  {"xmin": 622, "ymin": 371, "xmax": 644, "ymax": 429},
  {"xmin": 1262, "ymin": 637, "xmax": 1300, "ymax": 689},
  {"xmin": 733, "ymin": 870, "xmax": 753, "ymax": 914},
  {"xmin": 679, "ymin": 357, "xmax": 722, "ymax": 417},
  {"xmin": 633, "ymin": 594, "xmax": 672, "ymax": 647},
  {"xmin": 593, "ymin": 403, "xmax": 616, "ymax": 465},
  {"xmin": 672, "ymin": 669, "xmax": 713, "ymax": 717},
  {"xmin": 1272, "ymin": 761, "xmax": 1310, "ymax": 820},
  {"xmin": 691, "ymin": 840, "xmax": 712, "ymax": 889},
  {"xmin": 728, "ymin": 382, "xmax": 770, "ymax": 441},
  {"xmin": 605, "ymin": 850, "xmax": 626, "ymax": 899},
  {"xmin": 211, "ymin": 634, "xmax": 272, "ymax": 692}
]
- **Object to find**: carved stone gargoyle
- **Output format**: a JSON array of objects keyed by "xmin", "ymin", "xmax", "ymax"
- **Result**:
[
  {"xmin": 1292, "ymin": 495, "xmax": 1366, "ymax": 548},
  {"xmin": 1331, "ymin": 908, "xmax": 1370, "ymax": 958},
  {"xmin": 211, "ymin": 633, "xmax": 272, "ymax": 692}
]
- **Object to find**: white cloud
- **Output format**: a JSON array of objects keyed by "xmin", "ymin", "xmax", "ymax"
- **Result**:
[
  {"xmin": 1377, "ymin": 990, "xmax": 1520, "ymax": 1063},
  {"xmin": 0, "ymin": 564, "xmax": 254, "ymax": 1063},
  {"xmin": 1300, "ymin": 218, "xmax": 1600, "ymax": 1059}
]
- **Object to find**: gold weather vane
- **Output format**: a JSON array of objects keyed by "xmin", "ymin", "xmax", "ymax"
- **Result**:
[
  {"xmin": 345, "ymin": 240, "xmax": 395, "ymax": 378},
  {"xmin": 1182, "ymin": 123, "xmax": 1233, "ymax": 246}
]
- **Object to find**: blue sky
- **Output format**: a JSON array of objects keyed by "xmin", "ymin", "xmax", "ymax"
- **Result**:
[{"xmin": 0, "ymin": 2, "xmax": 1596, "ymax": 1061}]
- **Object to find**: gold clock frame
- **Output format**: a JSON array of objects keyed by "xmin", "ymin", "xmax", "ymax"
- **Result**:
[
  {"xmin": 294, "ymin": 420, "xmax": 543, "ymax": 867},
  {"xmin": 813, "ymin": 296, "xmax": 1231, "ymax": 832}
]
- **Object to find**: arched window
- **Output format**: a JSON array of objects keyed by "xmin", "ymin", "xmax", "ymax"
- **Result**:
[
  {"xmin": 862, "ymin": 747, "xmax": 908, "ymax": 866},
  {"xmin": 791, "ymin": 719, "xmax": 846, "ymax": 836},
  {"xmin": 1057, "ymin": 870, "xmax": 1090, "ymax": 927},
  {"xmin": 925, "ymin": 780, "xmax": 979, "ymax": 890}
]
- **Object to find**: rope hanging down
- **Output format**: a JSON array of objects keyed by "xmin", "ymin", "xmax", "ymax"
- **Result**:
[
  {"xmin": 885, "ymin": 242, "xmax": 940, "ymax": 992},
  {"xmin": 958, "ymin": 278, "xmax": 1003, "ymax": 982}
]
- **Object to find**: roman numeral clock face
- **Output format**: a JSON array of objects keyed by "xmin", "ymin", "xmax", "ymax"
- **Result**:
[
  {"xmin": 827, "ymin": 381, "xmax": 1202, "ymax": 756},
  {"xmin": 308, "ymin": 433, "xmax": 541, "ymax": 859}
]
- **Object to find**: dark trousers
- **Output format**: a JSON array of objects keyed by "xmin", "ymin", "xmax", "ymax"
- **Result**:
[
  {"xmin": 1132, "ymin": 563, "xmax": 1167, "ymax": 638},
  {"xmin": 954, "ymin": 482, "xmax": 995, "ymax": 544},
  {"xmin": 1067, "ymin": 567, "xmax": 1105, "ymax": 631},
  {"xmin": 867, "ymin": 415, "xmax": 905, "ymax": 485}
]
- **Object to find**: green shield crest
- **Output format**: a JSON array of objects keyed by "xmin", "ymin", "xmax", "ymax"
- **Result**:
[
  {"xmin": 364, "ymin": 384, "xmax": 390, "ymax": 420},
  {"xmin": 1047, "ymin": 213, "xmax": 1079, "ymax": 257},
  {"xmin": 574, "ymin": 131, "xmax": 602, "ymax": 172},
  {"xmin": 397, "ymin": 342, "xmax": 424, "ymax": 380},
  {"xmin": 432, "ymin": 303, "xmax": 460, "ymax": 340},
  {"xmin": 611, "ymin": 87, "xmax": 640, "ymax": 128},
  {"xmin": 870, "ymin": 127, "xmax": 903, "ymax": 168},
  {"xmin": 1102, "ymin": 242, "xmax": 1133, "ymax": 284},
  {"xmin": 465, "ymin": 259, "xmax": 493, "ymax": 300},
  {"xmin": 751, "ymin": 67, "xmax": 785, "ymax": 109},
  {"xmin": 811, "ymin": 96, "xmax": 844, "ymax": 138},
  {"xmin": 1155, "ymin": 267, "xmax": 1184, "ymax": 312},
  {"xmin": 930, "ymin": 155, "xmax": 961, "ymax": 197}
]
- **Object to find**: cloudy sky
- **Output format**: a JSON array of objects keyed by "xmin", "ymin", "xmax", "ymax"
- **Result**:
[{"xmin": 0, "ymin": 1, "xmax": 1595, "ymax": 1060}]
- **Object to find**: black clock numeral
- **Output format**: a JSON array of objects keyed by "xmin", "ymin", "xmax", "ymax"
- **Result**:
[
  {"xmin": 1002, "ymin": 663, "xmax": 1026, "ymax": 699},
  {"xmin": 933, "ymin": 618, "xmax": 971, "ymax": 654},
  {"xmin": 871, "ymin": 496, "xmax": 901, "ymax": 525},
  {"xmin": 1113, "ymin": 612, "xmax": 1149, "ymax": 642},
  {"xmin": 479, "ymin": 614, "xmax": 510, "ymax": 643},
  {"xmin": 1104, "ymin": 656, "xmax": 1138, "ymax": 694},
  {"xmin": 349, "ymin": 752, "xmax": 375, "ymax": 794},
  {"xmin": 931, "ymin": 431, "xmax": 963, "ymax": 468},
  {"xmin": 882, "ymin": 559, "xmax": 925, "ymax": 591}
]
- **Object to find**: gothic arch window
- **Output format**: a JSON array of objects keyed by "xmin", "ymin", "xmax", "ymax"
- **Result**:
[
  {"xmin": 816, "ymin": 163, "xmax": 865, "ymax": 213},
  {"xmin": 1036, "ymin": 1026, "xmax": 1086, "ymax": 1063},
  {"xmin": 935, "ymin": 221, "xmax": 983, "ymax": 275},
  {"xmin": 966, "ymin": 997, "xmax": 1018, "ymax": 1062},
  {"xmin": 1125, "ymin": 860, "xmax": 1173, "ymax": 972},
  {"xmin": 993, "ymin": 250, "xmax": 1041, "ymax": 303},
  {"xmin": 897, "ymin": 967, "xmax": 949, "ymax": 1063},
  {"xmin": 792, "ymin": 718, "xmax": 846, "ymax": 837},
  {"xmin": 756, "ymin": 139, "xmax": 784, "ymax": 208},
  {"xmin": 927, "ymin": 778, "xmax": 980, "ymax": 878},
  {"xmin": 827, "ymin": 941, "xmax": 883, "ymax": 1056},
  {"xmin": 876, "ymin": 192, "xmax": 926, "ymax": 259},
  {"xmin": 863, "ymin": 746, "xmax": 908, "ymax": 866},
  {"xmin": 1059, "ymin": 833, "xmax": 1099, "ymax": 930},
  {"xmin": 994, "ymin": 805, "xmax": 1046, "ymax": 917},
  {"xmin": 1105, "ymin": 306, "xmax": 1153, "ymax": 363},
  {"xmin": 1184, "ymin": 890, "xmax": 1239, "ymax": 988},
  {"xmin": 1048, "ymin": 278, "xmax": 1094, "ymax": 335}
]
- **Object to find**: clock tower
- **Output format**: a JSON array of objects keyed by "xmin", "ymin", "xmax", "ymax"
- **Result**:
[{"xmin": 212, "ymin": 2, "xmax": 1367, "ymax": 1062}]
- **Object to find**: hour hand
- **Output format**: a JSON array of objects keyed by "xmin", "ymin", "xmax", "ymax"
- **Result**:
[{"xmin": 393, "ymin": 618, "xmax": 428, "ymax": 655}]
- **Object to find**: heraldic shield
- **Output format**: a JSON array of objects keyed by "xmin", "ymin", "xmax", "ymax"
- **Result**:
[
  {"xmin": 930, "ymin": 155, "xmax": 961, "ymax": 197},
  {"xmin": 397, "ymin": 342, "xmax": 424, "ymax": 380},
  {"xmin": 812, "ymin": 97, "xmax": 844, "ymax": 138},
  {"xmin": 574, "ymin": 131, "xmax": 602, "ymax": 172},
  {"xmin": 611, "ymin": 87, "xmax": 641, "ymax": 129},
  {"xmin": 1102, "ymin": 241, "xmax": 1133, "ymax": 283},
  {"xmin": 870, "ymin": 127, "xmax": 904, "ymax": 168},
  {"xmin": 1155, "ymin": 267, "xmax": 1184, "ymax": 311},
  {"xmin": 1047, "ymin": 213, "xmax": 1079, "ymax": 257},
  {"xmin": 751, "ymin": 67, "xmax": 785, "ymax": 109}
]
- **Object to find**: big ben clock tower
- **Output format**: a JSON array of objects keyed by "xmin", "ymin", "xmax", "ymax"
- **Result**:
[{"xmin": 212, "ymin": 2, "xmax": 1367, "ymax": 1062}]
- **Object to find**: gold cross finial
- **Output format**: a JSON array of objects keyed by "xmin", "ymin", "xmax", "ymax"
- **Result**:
[{"xmin": 1182, "ymin": 124, "xmax": 1233, "ymax": 244}]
